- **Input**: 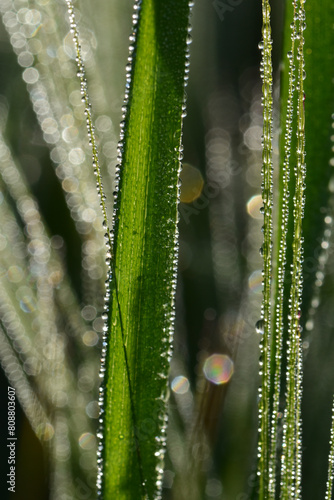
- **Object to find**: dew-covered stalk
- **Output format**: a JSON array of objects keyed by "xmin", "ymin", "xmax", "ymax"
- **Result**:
[
  {"xmin": 268, "ymin": 2, "xmax": 298, "ymax": 497},
  {"xmin": 325, "ymin": 398, "xmax": 334, "ymax": 500},
  {"xmin": 280, "ymin": 2, "xmax": 306, "ymax": 499},
  {"xmin": 65, "ymin": 0, "xmax": 110, "ymax": 237},
  {"xmin": 257, "ymin": 0, "xmax": 274, "ymax": 497}
]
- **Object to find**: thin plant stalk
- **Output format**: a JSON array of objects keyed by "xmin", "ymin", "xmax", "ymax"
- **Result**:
[
  {"xmin": 325, "ymin": 398, "xmax": 334, "ymax": 500},
  {"xmin": 268, "ymin": 2, "xmax": 298, "ymax": 496},
  {"xmin": 280, "ymin": 1, "xmax": 306, "ymax": 498},
  {"xmin": 257, "ymin": 0, "xmax": 274, "ymax": 497}
]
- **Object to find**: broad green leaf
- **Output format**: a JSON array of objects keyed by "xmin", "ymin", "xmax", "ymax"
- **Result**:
[
  {"xmin": 302, "ymin": 1, "xmax": 334, "ymax": 318},
  {"xmin": 98, "ymin": 1, "xmax": 192, "ymax": 498}
]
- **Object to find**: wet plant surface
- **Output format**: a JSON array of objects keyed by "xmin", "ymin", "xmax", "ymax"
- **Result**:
[{"xmin": 0, "ymin": 1, "xmax": 333, "ymax": 499}]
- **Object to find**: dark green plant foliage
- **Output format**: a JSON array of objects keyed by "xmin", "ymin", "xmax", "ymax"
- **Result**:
[{"xmin": 301, "ymin": 2, "xmax": 334, "ymax": 317}]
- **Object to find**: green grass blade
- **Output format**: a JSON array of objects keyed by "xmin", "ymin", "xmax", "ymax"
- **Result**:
[
  {"xmin": 268, "ymin": 3, "xmax": 299, "ymax": 497},
  {"xmin": 97, "ymin": 1, "xmax": 192, "ymax": 498},
  {"xmin": 257, "ymin": 1, "xmax": 274, "ymax": 497},
  {"xmin": 325, "ymin": 397, "xmax": 334, "ymax": 500},
  {"xmin": 280, "ymin": 2, "xmax": 306, "ymax": 498},
  {"xmin": 302, "ymin": 0, "xmax": 334, "ymax": 321}
]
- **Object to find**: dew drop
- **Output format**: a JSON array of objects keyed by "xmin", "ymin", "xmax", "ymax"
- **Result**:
[{"xmin": 256, "ymin": 319, "xmax": 265, "ymax": 335}]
